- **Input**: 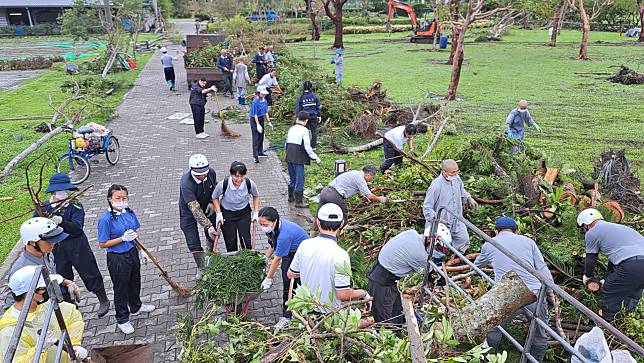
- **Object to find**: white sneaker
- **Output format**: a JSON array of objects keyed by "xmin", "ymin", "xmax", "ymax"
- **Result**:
[
  {"xmin": 132, "ymin": 304, "xmax": 155, "ymax": 316},
  {"xmin": 117, "ymin": 321, "xmax": 135, "ymax": 334},
  {"xmin": 273, "ymin": 317, "xmax": 291, "ymax": 330},
  {"xmin": 195, "ymin": 133, "xmax": 209, "ymax": 139}
]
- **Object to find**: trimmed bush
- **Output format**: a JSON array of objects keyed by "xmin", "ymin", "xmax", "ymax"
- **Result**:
[
  {"xmin": 0, "ymin": 56, "xmax": 63, "ymax": 71},
  {"xmin": 0, "ymin": 23, "xmax": 61, "ymax": 35}
]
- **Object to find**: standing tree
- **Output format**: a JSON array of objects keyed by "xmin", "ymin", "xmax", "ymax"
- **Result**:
[
  {"xmin": 322, "ymin": 0, "xmax": 349, "ymax": 48},
  {"xmin": 638, "ymin": 0, "xmax": 644, "ymax": 41},
  {"xmin": 447, "ymin": 0, "xmax": 460, "ymax": 65},
  {"xmin": 305, "ymin": 0, "xmax": 322, "ymax": 40},
  {"xmin": 568, "ymin": 0, "xmax": 614, "ymax": 60},
  {"xmin": 446, "ymin": 1, "xmax": 510, "ymax": 100},
  {"xmin": 59, "ymin": 0, "xmax": 101, "ymax": 40},
  {"xmin": 549, "ymin": 0, "xmax": 566, "ymax": 46}
]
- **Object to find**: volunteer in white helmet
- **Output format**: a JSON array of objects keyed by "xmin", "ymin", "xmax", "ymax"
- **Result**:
[
  {"xmin": 367, "ymin": 223, "xmax": 451, "ymax": 324},
  {"xmin": 577, "ymin": 208, "xmax": 644, "ymax": 321},
  {"xmin": 0, "ymin": 265, "xmax": 88, "ymax": 363},
  {"xmin": 1, "ymin": 217, "xmax": 80, "ymax": 315},
  {"xmin": 179, "ymin": 154, "xmax": 218, "ymax": 279}
]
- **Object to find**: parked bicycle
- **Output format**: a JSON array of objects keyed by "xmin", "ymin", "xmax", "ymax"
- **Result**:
[{"xmin": 56, "ymin": 125, "xmax": 120, "ymax": 184}]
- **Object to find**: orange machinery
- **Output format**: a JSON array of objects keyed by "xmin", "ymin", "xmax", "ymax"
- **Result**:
[{"xmin": 386, "ymin": 0, "xmax": 442, "ymax": 43}]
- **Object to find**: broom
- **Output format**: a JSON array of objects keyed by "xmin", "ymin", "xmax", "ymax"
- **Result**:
[
  {"xmin": 212, "ymin": 90, "xmax": 241, "ymax": 138},
  {"xmin": 135, "ymin": 238, "xmax": 192, "ymax": 297}
]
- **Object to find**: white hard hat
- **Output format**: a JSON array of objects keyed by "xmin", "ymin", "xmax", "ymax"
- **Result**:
[
  {"xmin": 160, "ymin": 46, "xmax": 167, "ymax": 53},
  {"xmin": 20, "ymin": 217, "xmax": 68, "ymax": 245},
  {"xmin": 189, "ymin": 154, "xmax": 209, "ymax": 175},
  {"xmin": 317, "ymin": 203, "xmax": 343, "ymax": 222},
  {"xmin": 424, "ymin": 223, "xmax": 452, "ymax": 244},
  {"xmin": 8, "ymin": 265, "xmax": 63, "ymax": 296},
  {"xmin": 577, "ymin": 208, "xmax": 603, "ymax": 227},
  {"xmin": 257, "ymin": 85, "xmax": 269, "ymax": 95}
]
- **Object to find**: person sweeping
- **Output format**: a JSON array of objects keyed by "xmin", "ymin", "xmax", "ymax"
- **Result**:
[{"xmin": 285, "ymin": 111, "xmax": 321, "ymax": 208}]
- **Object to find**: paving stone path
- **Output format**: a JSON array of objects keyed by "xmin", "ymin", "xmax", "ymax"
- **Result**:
[{"xmin": 61, "ymin": 45, "xmax": 289, "ymax": 361}]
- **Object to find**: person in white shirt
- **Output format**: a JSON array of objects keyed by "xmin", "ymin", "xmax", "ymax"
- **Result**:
[
  {"xmin": 287, "ymin": 204, "xmax": 370, "ymax": 313},
  {"xmin": 257, "ymin": 69, "xmax": 281, "ymax": 106},
  {"xmin": 286, "ymin": 111, "xmax": 321, "ymax": 208},
  {"xmin": 380, "ymin": 124, "xmax": 417, "ymax": 173}
]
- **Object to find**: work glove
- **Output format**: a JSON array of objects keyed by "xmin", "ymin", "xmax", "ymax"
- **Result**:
[
  {"xmin": 205, "ymin": 203, "xmax": 216, "ymax": 217},
  {"xmin": 362, "ymin": 291, "xmax": 372, "ymax": 311},
  {"xmin": 262, "ymin": 253, "xmax": 271, "ymax": 264},
  {"xmin": 582, "ymin": 275, "xmax": 591, "ymax": 285},
  {"xmin": 50, "ymin": 215, "xmax": 63, "ymax": 225},
  {"xmin": 252, "ymin": 212, "xmax": 259, "ymax": 222},
  {"xmin": 315, "ymin": 157, "xmax": 321, "ymax": 165},
  {"xmin": 256, "ymin": 123, "xmax": 263, "ymax": 134},
  {"xmin": 139, "ymin": 250, "xmax": 149, "ymax": 265},
  {"xmin": 216, "ymin": 212, "xmax": 224, "ymax": 229},
  {"xmin": 122, "ymin": 229, "xmax": 138, "ymax": 242},
  {"xmin": 207, "ymin": 225, "xmax": 218, "ymax": 241},
  {"xmin": 40, "ymin": 330, "xmax": 59, "ymax": 350},
  {"xmin": 261, "ymin": 277, "xmax": 273, "ymax": 290},
  {"xmin": 66, "ymin": 281, "xmax": 81, "ymax": 302},
  {"xmin": 73, "ymin": 346, "xmax": 89, "ymax": 360},
  {"xmin": 268, "ymin": 122, "xmax": 274, "ymax": 132},
  {"xmin": 210, "ymin": 85, "xmax": 217, "ymax": 92},
  {"xmin": 532, "ymin": 122, "xmax": 543, "ymax": 133},
  {"xmin": 378, "ymin": 196, "xmax": 387, "ymax": 203},
  {"xmin": 467, "ymin": 196, "xmax": 478, "ymax": 209}
]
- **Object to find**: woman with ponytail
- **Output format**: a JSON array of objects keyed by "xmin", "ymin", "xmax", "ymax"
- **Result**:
[
  {"xmin": 97, "ymin": 184, "xmax": 155, "ymax": 335},
  {"xmin": 257, "ymin": 207, "xmax": 309, "ymax": 330}
]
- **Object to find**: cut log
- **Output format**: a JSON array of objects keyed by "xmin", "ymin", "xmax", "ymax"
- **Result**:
[
  {"xmin": 331, "ymin": 139, "xmax": 383, "ymax": 153},
  {"xmin": 401, "ymin": 294, "xmax": 425, "ymax": 363},
  {"xmin": 451, "ymin": 271, "xmax": 537, "ymax": 342},
  {"xmin": 544, "ymin": 168, "xmax": 559, "ymax": 185}
]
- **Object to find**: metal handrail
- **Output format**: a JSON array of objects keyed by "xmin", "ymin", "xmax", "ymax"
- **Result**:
[
  {"xmin": 423, "ymin": 207, "xmax": 644, "ymax": 359},
  {"xmin": 2, "ymin": 265, "xmax": 78, "ymax": 363}
]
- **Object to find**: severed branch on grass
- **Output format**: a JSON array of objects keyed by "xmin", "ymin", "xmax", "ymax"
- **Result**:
[{"xmin": 421, "ymin": 116, "xmax": 449, "ymax": 159}]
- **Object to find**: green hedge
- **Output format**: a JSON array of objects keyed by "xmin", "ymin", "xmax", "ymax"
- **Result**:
[
  {"xmin": 0, "ymin": 23, "xmax": 61, "ymax": 35},
  {"xmin": 340, "ymin": 24, "xmax": 412, "ymax": 34}
]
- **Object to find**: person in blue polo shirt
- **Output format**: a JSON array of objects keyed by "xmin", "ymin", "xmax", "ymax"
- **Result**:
[
  {"xmin": 258, "ymin": 207, "xmax": 310, "ymax": 330},
  {"xmin": 97, "ymin": 184, "xmax": 155, "ymax": 335},
  {"xmin": 249, "ymin": 86, "xmax": 272, "ymax": 163}
]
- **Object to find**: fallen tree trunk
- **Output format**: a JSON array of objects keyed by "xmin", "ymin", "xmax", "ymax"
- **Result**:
[
  {"xmin": 401, "ymin": 294, "xmax": 425, "ymax": 363},
  {"xmin": 331, "ymin": 138, "xmax": 383, "ymax": 153},
  {"xmin": 421, "ymin": 117, "xmax": 449, "ymax": 159},
  {"xmin": 451, "ymin": 271, "xmax": 536, "ymax": 342}
]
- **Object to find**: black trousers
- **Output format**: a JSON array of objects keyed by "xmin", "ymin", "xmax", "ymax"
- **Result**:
[
  {"xmin": 367, "ymin": 261, "xmax": 402, "ymax": 325},
  {"xmin": 223, "ymin": 72, "xmax": 233, "ymax": 95},
  {"xmin": 601, "ymin": 256, "xmax": 644, "ymax": 320},
  {"xmin": 281, "ymin": 252, "xmax": 300, "ymax": 318},
  {"xmin": 180, "ymin": 214, "xmax": 218, "ymax": 252},
  {"xmin": 380, "ymin": 140, "xmax": 403, "ymax": 173},
  {"xmin": 53, "ymin": 235, "xmax": 105, "ymax": 294},
  {"xmin": 221, "ymin": 205, "xmax": 252, "ymax": 252},
  {"xmin": 107, "ymin": 248, "xmax": 142, "ymax": 324},
  {"xmin": 163, "ymin": 67, "xmax": 175, "ymax": 83},
  {"xmin": 250, "ymin": 116, "xmax": 265, "ymax": 159},
  {"xmin": 190, "ymin": 104, "xmax": 206, "ymax": 134},
  {"xmin": 306, "ymin": 118, "xmax": 318, "ymax": 149}
]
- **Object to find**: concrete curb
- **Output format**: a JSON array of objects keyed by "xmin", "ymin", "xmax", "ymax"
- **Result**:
[{"xmin": 0, "ymin": 240, "xmax": 24, "ymax": 282}]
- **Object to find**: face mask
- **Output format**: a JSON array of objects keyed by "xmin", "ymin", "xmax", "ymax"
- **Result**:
[
  {"xmin": 191, "ymin": 171, "xmax": 207, "ymax": 184},
  {"xmin": 261, "ymin": 225, "xmax": 274, "ymax": 234},
  {"xmin": 518, "ymin": 108, "xmax": 527, "ymax": 113},
  {"xmin": 444, "ymin": 174, "xmax": 454, "ymax": 182},
  {"xmin": 112, "ymin": 201, "xmax": 128, "ymax": 210},
  {"xmin": 36, "ymin": 290, "xmax": 50, "ymax": 305},
  {"xmin": 53, "ymin": 191, "xmax": 68, "ymax": 201}
]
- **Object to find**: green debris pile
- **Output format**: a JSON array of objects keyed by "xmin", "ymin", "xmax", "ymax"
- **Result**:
[{"xmin": 184, "ymin": 43, "xmax": 225, "ymax": 68}]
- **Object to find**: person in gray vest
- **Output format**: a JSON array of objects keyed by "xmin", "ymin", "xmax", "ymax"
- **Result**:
[
  {"xmin": 474, "ymin": 217, "xmax": 554, "ymax": 362},
  {"xmin": 423, "ymin": 159, "xmax": 477, "ymax": 253},
  {"xmin": 505, "ymin": 100, "xmax": 542, "ymax": 152},
  {"xmin": 577, "ymin": 208, "xmax": 644, "ymax": 321},
  {"xmin": 368, "ymin": 224, "xmax": 451, "ymax": 324},
  {"xmin": 286, "ymin": 111, "xmax": 320, "ymax": 208}
]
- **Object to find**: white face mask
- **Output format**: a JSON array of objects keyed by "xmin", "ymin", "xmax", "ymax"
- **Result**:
[
  {"xmin": 261, "ymin": 225, "xmax": 274, "ymax": 234},
  {"xmin": 518, "ymin": 108, "xmax": 527, "ymax": 113},
  {"xmin": 444, "ymin": 174, "xmax": 458, "ymax": 182},
  {"xmin": 191, "ymin": 171, "xmax": 207, "ymax": 184},
  {"xmin": 53, "ymin": 191, "xmax": 68, "ymax": 201},
  {"xmin": 112, "ymin": 201, "xmax": 128, "ymax": 210}
]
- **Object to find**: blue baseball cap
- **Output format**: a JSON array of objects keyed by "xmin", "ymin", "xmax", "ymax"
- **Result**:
[
  {"xmin": 335, "ymin": 48, "xmax": 343, "ymax": 55},
  {"xmin": 495, "ymin": 216, "xmax": 517, "ymax": 230},
  {"xmin": 45, "ymin": 173, "xmax": 78, "ymax": 193}
]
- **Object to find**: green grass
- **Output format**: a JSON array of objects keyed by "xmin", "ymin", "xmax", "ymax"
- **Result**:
[
  {"xmin": 287, "ymin": 29, "xmax": 644, "ymax": 177},
  {"xmin": 0, "ymin": 51, "xmax": 153, "ymax": 263}
]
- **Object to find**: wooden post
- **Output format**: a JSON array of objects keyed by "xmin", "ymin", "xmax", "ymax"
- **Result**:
[{"xmin": 401, "ymin": 294, "xmax": 425, "ymax": 363}]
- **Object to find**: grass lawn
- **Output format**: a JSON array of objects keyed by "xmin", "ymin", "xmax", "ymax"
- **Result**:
[
  {"xmin": 287, "ymin": 29, "xmax": 644, "ymax": 177},
  {"xmin": 0, "ymin": 50, "xmax": 153, "ymax": 263}
]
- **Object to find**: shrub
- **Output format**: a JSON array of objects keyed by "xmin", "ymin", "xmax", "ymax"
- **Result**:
[
  {"xmin": 338, "ymin": 24, "xmax": 411, "ymax": 34},
  {"xmin": 0, "ymin": 56, "xmax": 62, "ymax": 71},
  {"xmin": 0, "ymin": 23, "xmax": 61, "ymax": 35}
]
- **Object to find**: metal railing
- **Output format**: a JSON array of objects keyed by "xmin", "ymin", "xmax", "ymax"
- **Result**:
[
  {"xmin": 2, "ymin": 265, "xmax": 78, "ymax": 363},
  {"xmin": 422, "ymin": 207, "xmax": 644, "ymax": 362}
]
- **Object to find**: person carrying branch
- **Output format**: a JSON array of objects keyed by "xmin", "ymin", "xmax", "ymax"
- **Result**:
[
  {"xmin": 368, "ymin": 224, "xmax": 451, "ymax": 324},
  {"xmin": 505, "ymin": 99, "xmax": 542, "ymax": 152},
  {"xmin": 576, "ymin": 208, "xmax": 644, "ymax": 321},
  {"xmin": 379, "ymin": 123, "xmax": 417, "ymax": 173},
  {"xmin": 423, "ymin": 159, "xmax": 478, "ymax": 254},
  {"xmin": 286, "ymin": 111, "xmax": 321, "ymax": 208},
  {"xmin": 97, "ymin": 184, "xmax": 155, "ymax": 335},
  {"xmin": 474, "ymin": 217, "xmax": 555, "ymax": 362},
  {"xmin": 258, "ymin": 207, "xmax": 309, "ymax": 330},
  {"xmin": 179, "ymin": 154, "xmax": 218, "ymax": 280}
]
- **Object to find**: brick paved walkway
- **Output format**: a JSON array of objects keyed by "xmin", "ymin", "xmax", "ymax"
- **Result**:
[{"xmin": 67, "ymin": 45, "xmax": 289, "ymax": 361}]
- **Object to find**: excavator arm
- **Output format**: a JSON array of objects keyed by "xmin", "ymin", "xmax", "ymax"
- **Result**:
[{"xmin": 386, "ymin": 0, "xmax": 419, "ymax": 29}]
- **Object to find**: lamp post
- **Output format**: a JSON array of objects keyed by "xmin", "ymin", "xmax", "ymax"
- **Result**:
[{"xmin": 334, "ymin": 160, "xmax": 346, "ymax": 176}]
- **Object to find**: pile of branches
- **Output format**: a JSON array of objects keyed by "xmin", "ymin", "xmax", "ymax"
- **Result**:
[
  {"xmin": 607, "ymin": 66, "xmax": 644, "ymax": 85},
  {"xmin": 346, "ymin": 113, "xmax": 378, "ymax": 138},
  {"xmin": 593, "ymin": 149, "xmax": 643, "ymax": 214}
]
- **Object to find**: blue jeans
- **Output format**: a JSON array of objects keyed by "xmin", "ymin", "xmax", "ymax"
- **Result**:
[{"xmin": 288, "ymin": 163, "xmax": 305, "ymax": 192}]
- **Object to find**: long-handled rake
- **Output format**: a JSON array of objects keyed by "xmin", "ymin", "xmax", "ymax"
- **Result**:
[{"xmin": 135, "ymin": 238, "xmax": 192, "ymax": 297}]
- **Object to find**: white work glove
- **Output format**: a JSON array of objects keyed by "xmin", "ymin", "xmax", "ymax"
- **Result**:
[
  {"xmin": 268, "ymin": 122, "xmax": 274, "ymax": 132},
  {"xmin": 261, "ymin": 277, "xmax": 273, "ymax": 290},
  {"xmin": 256, "ymin": 123, "xmax": 263, "ymax": 134},
  {"xmin": 467, "ymin": 196, "xmax": 478, "ymax": 209},
  {"xmin": 139, "ymin": 249, "xmax": 149, "ymax": 265},
  {"xmin": 122, "ymin": 229, "xmax": 138, "ymax": 242},
  {"xmin": 73, "ymin": 346, "xmax": 89, "ymax": 360},
  {"xmin": 315, "ymin": 157, "xmax": 321, "ymax": 165},
  {"xmin": 40, "ymin": 330, "xmax": 58, "ymax": 350},
  {"xmin": 362, "ymin": 291, "xmax": 372, "ymax": 311},
  {"xmin": 205, "ymin": 203, "xmax": 216, "ymax": 217},
  {"xmin": 207, "ymin": 225, "xmax": 218, "ymax": 241},
  {"xmin": 66, "ymin": 282, "xmax": 81, "ymax": 302},
  {"xmin": 582, "ymin": 275, "xmax": 591, "ymax": 285},
  {"xmin": 216, "ymin": 212, "xmax": 224, "ymax": 229},
  {"xmin": 50, "ymin": 215, "xmax": 63, "ymax": 225},
  {"xmin": 252, "ymin": 211, "xmax": 259, "ymax": 222},
  {"xmin": 210, "ymin": 85, "xmax": 217, "ymax": 92},
  {"xmin": 378, "ymin": 196, "xmax": 387, "ymax": 203}
]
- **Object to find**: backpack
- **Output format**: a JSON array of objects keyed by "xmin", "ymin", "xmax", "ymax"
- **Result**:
[{"xmin": 222, "ymin": 177, "xmax": 252, "ymax": 198}]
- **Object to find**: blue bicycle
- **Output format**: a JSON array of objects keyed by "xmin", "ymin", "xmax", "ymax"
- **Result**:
[{"xmin": 56, "ymin": 125, "xmax": 120, "ymax": 184}]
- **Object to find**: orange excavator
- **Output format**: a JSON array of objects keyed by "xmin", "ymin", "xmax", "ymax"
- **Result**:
[{"xmin": 386, "ymin": 0, "xmax": 442, "ymax": 43}]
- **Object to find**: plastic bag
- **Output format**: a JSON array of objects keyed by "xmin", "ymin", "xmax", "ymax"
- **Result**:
[
  {"xmin": 611, "ymin": 350, "xmax": 636, "ymax": 363},
  {"xmin": 572, "ymin": 327, "xmax": 612, "ymax": 363}
]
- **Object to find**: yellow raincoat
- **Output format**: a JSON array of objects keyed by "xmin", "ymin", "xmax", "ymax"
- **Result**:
[{"xmin": 0, "ymin": 300, "xmax": 84, "ymax": 363}]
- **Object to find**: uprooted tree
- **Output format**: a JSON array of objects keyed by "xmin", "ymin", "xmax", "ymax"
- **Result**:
[{"xmin": 322, "ymin": 0, "xmax": 349, "ymax": 48}]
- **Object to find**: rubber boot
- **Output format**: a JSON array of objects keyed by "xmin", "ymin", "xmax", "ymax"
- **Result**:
[
  {"xmin": 95, "ymin": 288, "xmax": 110, "ymax": 318},
  {"xmin": 193, "ymin": 251, "xmax": 205, "ymax": 280},
  {"xmin": 294, "ymin": 191, "xmax": 308, "ymax": 208},
  {"xmin": 288, "ymin": 186, "xmax": 295, "ymax": 203}
]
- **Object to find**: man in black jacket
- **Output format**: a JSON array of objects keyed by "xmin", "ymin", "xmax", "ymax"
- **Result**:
[
  {"xmin": 295, "ymin": 80, "xmax": 321, "ymax": 150},
  {"xmin": 189, "ymin": 78, "xmax": 216, "ymax": 139},
  {"xmin": 216, "ymin": 49, "xmax": 234, "ymax": 97},
  {"xmin": 252, "ymin": 47, "xmax": 267, "ymax": 80}
]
